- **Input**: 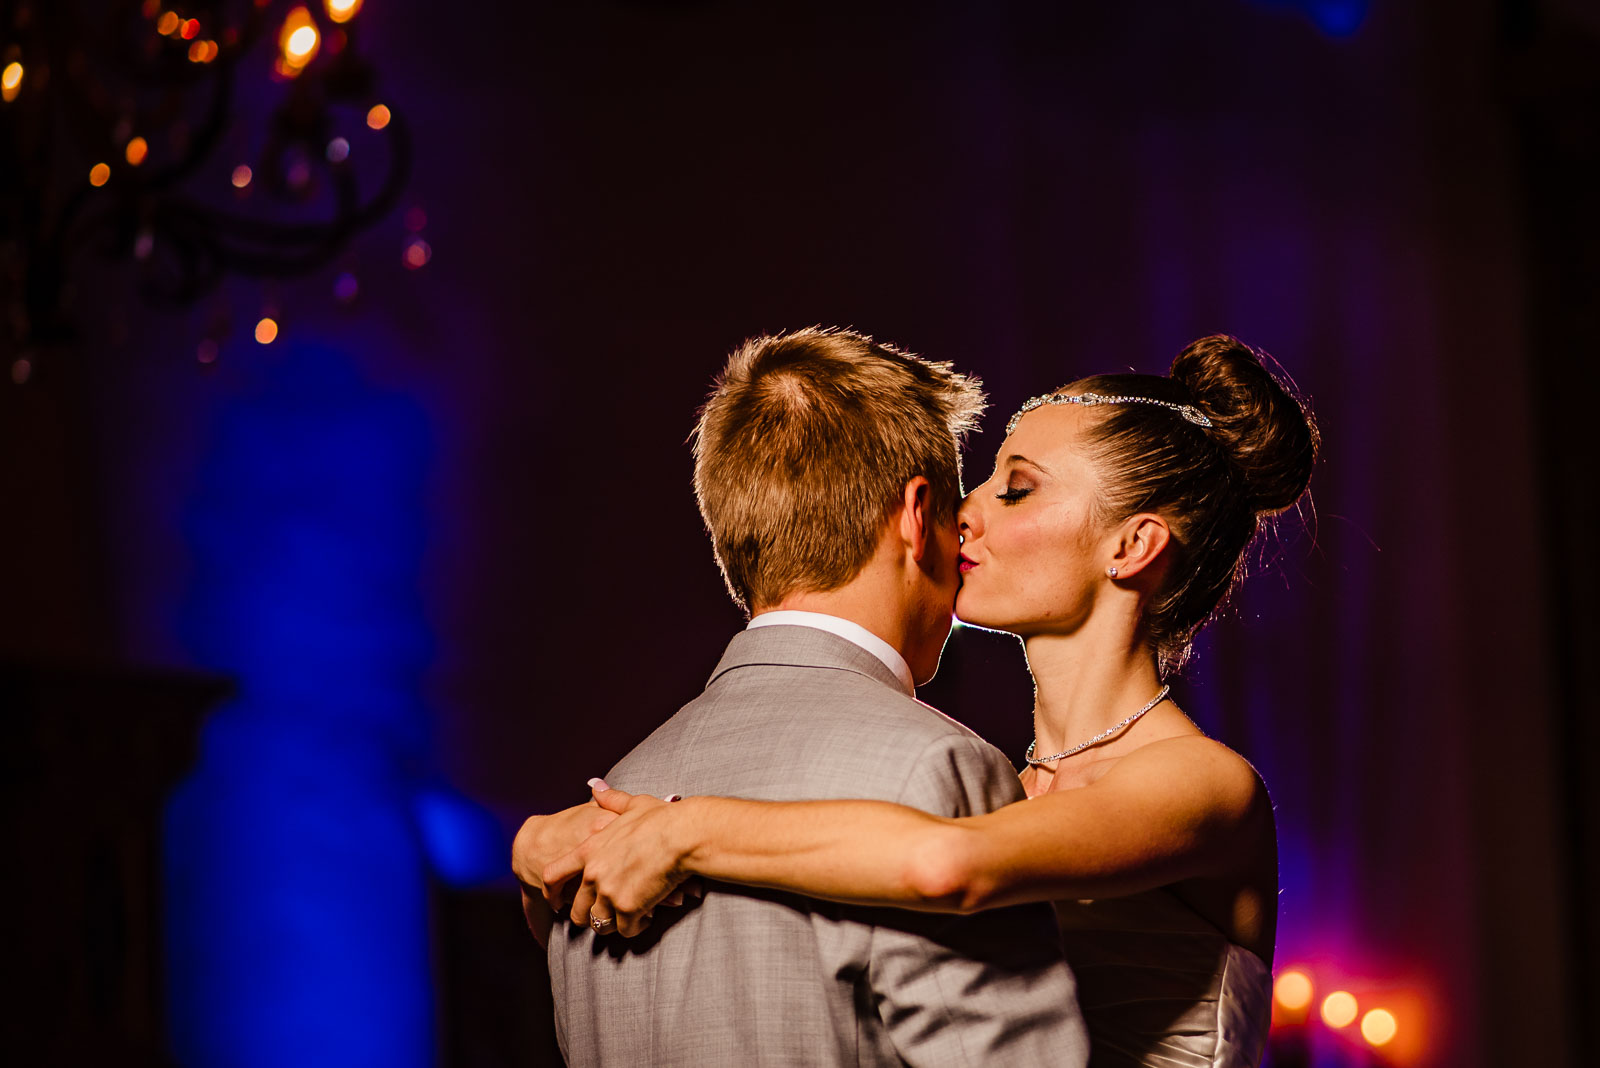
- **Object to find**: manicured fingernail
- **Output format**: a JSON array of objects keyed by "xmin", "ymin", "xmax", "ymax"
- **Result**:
[
  {"xmin": 587, "ymin": 777, "xmax": 610, "ymax": 792},
  {"xmin": 663, "ymin": 793, "xmax": 682, "ymax": 803}
]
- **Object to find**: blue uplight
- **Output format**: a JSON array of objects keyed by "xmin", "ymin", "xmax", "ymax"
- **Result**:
[
  {"xmin": 1251, "ymin": 0, "xmax": 1370, "ymax": 38},
  {"xmin": 163, "ymin": 344, "xmax": 500, "ymax": 1065}
]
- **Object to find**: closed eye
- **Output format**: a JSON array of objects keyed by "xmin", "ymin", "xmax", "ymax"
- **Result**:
[{"xmin": 996, "ymin": 486, "xmax": 1032, "ymax": 503}]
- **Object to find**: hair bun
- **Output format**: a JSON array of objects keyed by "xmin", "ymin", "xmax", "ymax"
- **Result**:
[{"xmin": 1171, "ymin": 335, "xmax": 1318, "ymax": 515}]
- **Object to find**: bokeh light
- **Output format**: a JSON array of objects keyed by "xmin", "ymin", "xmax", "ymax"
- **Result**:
[
  {"xmin": 1322, "ymin": 990, "xmax": 1359, "ymax": 1028},
  {"xmin": 180, "ymin": 18, "xmax": 201, "ymax": 40},
  {"xmin": 1361, "ymin": 1008, "xmax": 1398, "ymax": 1046},
  {"xmin": 11, "ymin": 358, "xmax": 31, "ymax": 385},
  {"xmin": 278, "ymin": 7, "xmax": 320, "ymax": 74},
  {"xmin": 254, "ymin": 317, "xmax": 279, "ymax": 344},
  {"xmin": 403, "ymin": 205, "xmax": 427, "ymax": 232},
  {"xmin": 197, "ymin": 339, "xmax": 219, "ymax": 365},
  {"xmin": 1, "ymin": 61, "xmax": 22, "ymax": 103},
  {"xmin": 334, "ymin": 272, "xmax": 359, "ymax": 303},
  {"xmin": 89, "ymin": 163, "xmax": 111, "ymax": 187},
  {"xmin": 402, "ymin": 238, "xmax": 432, "ymax": 270},
  {"xmin": 325, "ymin": 0, "xmax": 363, "ymax": 23},
  {"xmin": 126, "ymin": 136, "xmax": 149, "ymax": 166},
  {"xmin": 366, "ymin": 104, "xmax": 391, "ymax": 130},
  {"xmin": 231, "ymin": 164, "xmax": 253, "ymax": 189},
  {"xmin": 326, "ymin": 137, "xmax": 350, "ymax": 163},
  {"xmin": 1274, "ymin": 969, "xmax": 1314, "ymax": 1011},
  {"xmin": 157, "ymin": 11, "xmax": 181, "ymax": 35}
]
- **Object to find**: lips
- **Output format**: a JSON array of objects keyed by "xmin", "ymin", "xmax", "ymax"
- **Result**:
[{"xmin": 959, "ymin": 554, "xmax": 977, "ymax": 573}]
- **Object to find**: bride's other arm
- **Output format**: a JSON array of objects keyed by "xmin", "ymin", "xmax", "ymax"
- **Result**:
[{"xmin": 551, "ymin": 736, "xmax": 1266, "ymax": 932}]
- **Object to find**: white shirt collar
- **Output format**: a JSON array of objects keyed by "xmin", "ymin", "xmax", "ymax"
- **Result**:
[{"xmin": 746, "ymin": 610, "xmax": 915, "ymax": 695}]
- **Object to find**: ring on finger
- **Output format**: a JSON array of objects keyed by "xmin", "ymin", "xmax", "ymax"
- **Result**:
[{"xmin": 590, "ymin": 913, "xmax": 616, "ymax": 933}]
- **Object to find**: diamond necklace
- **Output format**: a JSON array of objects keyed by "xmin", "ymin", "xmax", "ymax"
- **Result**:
[{"xmin": 1024, "ymin": 685, "xmax": 1172, "ymax": 767}]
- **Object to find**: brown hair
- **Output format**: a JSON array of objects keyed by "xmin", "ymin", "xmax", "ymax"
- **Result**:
[
  {"xmin": 692, "ymin": 326, "xmax": 986, "ymax": 614},
  {"xmin": 1066, "ymin": 334, "xmax": 1319, "ymax": 675}
]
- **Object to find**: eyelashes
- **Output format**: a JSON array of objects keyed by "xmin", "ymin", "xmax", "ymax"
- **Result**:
[{"xmin": 995, "ymin": 486, "xmax": 1032, "ymax": 504}]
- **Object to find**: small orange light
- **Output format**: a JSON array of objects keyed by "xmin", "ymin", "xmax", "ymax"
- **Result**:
[
  {"xmin": 325, "ymin": 0, "xmax": 363, "ymax": 24},
  {"xmin": 180, "ymin": 18, "xmax": 200, "ymax": 40},
  {"xmin": 157, "ymin": 11, "xmax": 180, "ymax": 35},
  {"xmin": 125, "ymin": 137, "xmax": 149, "ymax": 166},
  {"xmin": 365, "ymin": 103, "xmax": 391, "ymax": 130},
  {"xmin": 1361, "ymin": 1008, "xmax": 1398, "ymax": 1047},
  {"xmin": 231, "ymin": 164, "xmax": 253, "ymax": 189},
  {"xmin": 1321, "ymin": 991, "xmax": 1359, "ymax": 1029},
  {"xmin": 1, "ymin": 62, "xmax": 21, "ymax": 103},
  {"xmin": 254, "ymin": 317, "xmax": 279, "ymax": 344},
  {"xmin": 279, "ymin": 6, "xmax": 320, "ymax": 74},
  {"xmin": 1274, "ymin": 970, "xmax": 1313, "ymax": 1012},
  {"xmin": 89, "ymin": 163, "xmax": 111, "ymax": 187},
  {"xmin": 403, "ymin": 238, "xmax": 432, "ymax": 270}
]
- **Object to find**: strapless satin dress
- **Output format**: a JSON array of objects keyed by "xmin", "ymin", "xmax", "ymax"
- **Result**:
[{"xmin": 1054, "ymin": 889, "xmax": 1272, "ymax": 1067}]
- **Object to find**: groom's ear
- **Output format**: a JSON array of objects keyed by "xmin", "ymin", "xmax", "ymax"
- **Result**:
[{"xmin": 898, "ymin": 476, "xmax": 934, "ymax": 562}]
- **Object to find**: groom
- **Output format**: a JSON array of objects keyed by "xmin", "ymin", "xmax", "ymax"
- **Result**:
[{"xmin": 532, "ymin": 327, "xmax": 1088, "ymax": 1066}]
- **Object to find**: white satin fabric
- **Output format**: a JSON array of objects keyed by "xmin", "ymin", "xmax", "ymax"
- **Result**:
[{"xmin": 1054, "ymin": 889, "xmax": 1272, "ymax": 1067}]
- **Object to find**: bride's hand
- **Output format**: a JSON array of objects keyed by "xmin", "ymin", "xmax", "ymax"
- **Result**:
[
  {"xmin": 512, "ymin": 799, "xmax": 619, "ymax": 943},
  {"xmin": 545, "ymin": 784, "xmax": 697, "ymax": 938}
]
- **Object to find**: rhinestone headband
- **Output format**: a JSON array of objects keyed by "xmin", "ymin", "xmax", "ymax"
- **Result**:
[{"xmin": 1005, "ymin": 390, "xmax": 1213, "ymax": 435}]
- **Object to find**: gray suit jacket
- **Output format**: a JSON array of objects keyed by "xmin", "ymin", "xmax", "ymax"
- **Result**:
[{"xmin": 549, "ymin": 625, "xmax": 1089, "ymax": 1067}]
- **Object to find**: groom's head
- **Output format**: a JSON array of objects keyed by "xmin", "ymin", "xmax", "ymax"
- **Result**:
[{"xmin": 692, "ymin": 326, "xmax": 985, "ymax": 616}]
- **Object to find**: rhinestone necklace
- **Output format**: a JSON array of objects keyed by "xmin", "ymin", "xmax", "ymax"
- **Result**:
[{"xmin": 1024, "ymin": 685, "xmax": 1172, "ymax": 767}]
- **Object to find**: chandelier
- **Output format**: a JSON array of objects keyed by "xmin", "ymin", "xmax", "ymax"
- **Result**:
[{"xmin": 0, "ymin": 0, "xmax": 414, "ymax": 377}]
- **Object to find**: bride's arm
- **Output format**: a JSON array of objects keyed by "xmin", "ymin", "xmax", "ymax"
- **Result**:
[{"xmin": 550, "ymin": 736, "xmax": 1265, "ymax": 935}]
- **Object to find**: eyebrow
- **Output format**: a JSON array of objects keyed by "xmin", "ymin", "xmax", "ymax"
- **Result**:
[{"xmin": 1005, "ymin": 454, "xmax": 1053, "ymax": 476}]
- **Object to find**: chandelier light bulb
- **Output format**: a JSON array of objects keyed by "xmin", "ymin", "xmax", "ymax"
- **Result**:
[{"xmin": 325, "ymin": 0, "xmax": 364, "ymax": 24}]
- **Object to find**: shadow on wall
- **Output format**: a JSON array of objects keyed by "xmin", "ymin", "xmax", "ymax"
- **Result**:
[{"xmin": 161, "ymin": 345, "xmax": 502, "ymax": 1065}]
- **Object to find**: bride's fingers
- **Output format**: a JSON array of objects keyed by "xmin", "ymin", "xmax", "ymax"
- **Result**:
[
  {"xmin": 542, "ymin": 846, "xmax": 587, "ymax": 901},
  {"xmin": 591, "ymin": 783, "xmax": 634, "ymax": 812}
]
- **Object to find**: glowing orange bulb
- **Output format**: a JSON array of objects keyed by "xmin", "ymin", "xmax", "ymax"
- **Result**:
[
  {"xmin": 180, "ymin": 18, "xmax": 200, "ymax": 40},
  {"xmin": 277, "ymin": 6, "xmax": 320, "ymax": 74},
  {"xmin": 365, "ymin": 103, "xmax": 391, "ymax": 130},
  {"xmin": 89, "ymin": 163, "xmax": 111, "ymax": 187},
  {"xmin": 157, "ymin": 11, "xmax": 180, "ymax": 35},
  {"xmin": 1321, "ymin": 991, "xmax": 1359, "ymax": 1029},
  {"xmin": 125, "ymin": 137, "xmax": 149, "ymax": 166},
  {"xmin": 188, "ymin": 39, "xmax": 207, "ymax": 62},
  {"xmin": 231, "ymin": 164, "xmax": 253, "ymax": 188},
  {"xmin": 1361, "ymin": 1008, "xmax": 1397, "ymax": 1046},
  {"xmin": 1273, "ymin": 970, "xmax": 1313, "ymax": 1012},
  {"xmin": 255, "ymin": 317, "xmax": 279, "ymax": 344},
  {"xmin": 325, "ymin": 0, "xmax": 363, "ymax": 24},
  {"xmin": 1, "ymin": 62, "xmax": 21, "ymax": 103}
]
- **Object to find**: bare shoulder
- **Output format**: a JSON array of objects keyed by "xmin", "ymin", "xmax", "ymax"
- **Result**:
[{"xmin": 1097, "ymin": 734, "xmax": 1270, "ymax": 825}]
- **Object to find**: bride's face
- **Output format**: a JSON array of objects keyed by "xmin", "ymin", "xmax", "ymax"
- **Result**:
[{"xmin": 955, "ymin": 404, "xmax": 1112, "ymax": 636}]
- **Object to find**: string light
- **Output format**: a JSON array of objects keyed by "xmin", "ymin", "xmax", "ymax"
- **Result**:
[
  {"xmin": 1, "ymin": 62, "xmax": 22, "ymax": 103},
  {"xmin": 231, "ymin": 164, "xmax": 253, "ymax": 189},
  {"xmin": 1273, "ymin": 970, "xmax": 1313, "ymax": 1012},
  {"xmin": 254, "ymin": 317, "xmax": 279, "ymax": 344},
  {"xmin": 157, "ymin": 11, "xmax": 181, "ymax": 35},
  {"xmin": 1360, "ymin": 1008, "xmax": 1397, "ymax": 1047},
  {"xmin": 126, "ymin": 136, "xmax": 149, "ymax": 166},
  {"xmin": 1321, "ymin": 991, "xmax": 1359, "ymax": 1029},
  {"xmin": 325, "ymin": 0, "xmax": 363, "ymax": 23},
  {"xmin": 277, "ymin": 6, "xmax": 320, "ymax": 76},
  {"xmin": 89, "ymin": 163, "xmax": 111, "ymax": 187},
  {"xmin": 180, "ymin": 18, "xmax": 201, "ymax": 40},
  {"xmin": 365, "ymin": 103, "xmax": 391, "ymax": 130}
]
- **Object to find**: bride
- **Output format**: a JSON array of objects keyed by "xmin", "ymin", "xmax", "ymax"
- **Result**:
[{"xmin": 521, "ymin": 334, "xmax": 1318, "ymax": 1068}]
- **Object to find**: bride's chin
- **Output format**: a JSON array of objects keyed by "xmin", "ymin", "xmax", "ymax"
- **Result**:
[{"xmin": 953, "ymin": 599, "xmax": 1021, "ymax": 635}]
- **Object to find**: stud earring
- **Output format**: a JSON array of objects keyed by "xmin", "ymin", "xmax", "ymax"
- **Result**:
[{"xmin": 1106, "ymin": 566, "xmax": 1118, "ymax": 578}]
